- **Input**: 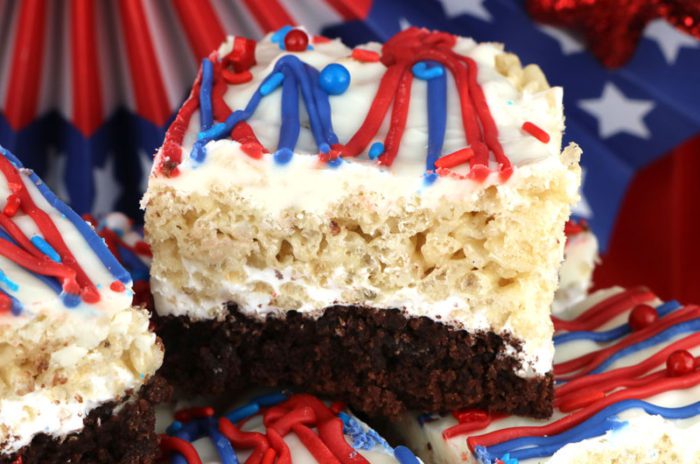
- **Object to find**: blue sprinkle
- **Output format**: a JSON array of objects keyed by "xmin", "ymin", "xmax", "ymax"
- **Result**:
[
  {"xmin": 252, "ymin": 392, "xmax": 288, "ymax": 407},
  {"xmin": 208, "ymin": 420, "xmax": 239, "ymax": 464},
  {"xmin": 271, "ymin": 25, "xmax": 293, "ymax": 49},
  {"xmin": 319, "ymin": 142, "xmax": 331, "ymax": 154},
  {"xmin": 61, "ymin": 292, "xmax": 81, "ymax": 308},
  {"xmin": 260, "ymin": 72, "xmax": 285, "ymax": 96},
  {"xmin": 225, "ymin": 402, "xmax": 260, "ymax": 423},
  {"xmin": 368, "ymin": 142, "xmax": 384, "ymax": 160},
  {"xmin": 327, "ymin": 157, "xmax": 343, "ymax": 168},
  {"xmin": 31, "ymin": 236, "xmax": 61, "ymax": 262},
  {"xmin": 166, "ymin": 420, "xmax": 183, "ymax": 435},
  {"xmin": 319, "ymin": 63, "xmax": 351, "ymax": 95},
  {"xmin": 412, "ymin": 61, "xmax": 445, "ymax": 80},
  {"xmin": 274, "ymin": 147, "xmax": 294, "ymax": 165},
  {"xmin": 0, "ymin": 269, "xmax": 19, "ymax": 292},
  {"xmin": 506, "ymin": 100, "xmax": 514, "ymax": 106},
  {"xmin": 394, "ymin": 446, "xmax": 421, "ymax": 464}
]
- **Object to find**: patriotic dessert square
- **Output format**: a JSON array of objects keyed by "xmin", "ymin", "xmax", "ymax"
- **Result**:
[
  {"xmin": 144, "ymin": 27, "xmax": 581, "ymax": 418},
  {"xmin": 157, "ymin": 390, "xmax": 422, "ymax": 463},
  {"xmin": 0, "ymin": 148, "xmax": 166, "ymax": 463},
  {"xmin": 393, "ymin": 287, "xmax": 700, "ymax": 463}
]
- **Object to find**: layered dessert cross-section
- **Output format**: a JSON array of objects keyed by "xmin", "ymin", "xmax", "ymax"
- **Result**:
[
  {"xmin": 394, "ymin": 287, "xmax": 700, "ymax": 463},
  {"xmin": 0, "ymin": 148, "xmax": 165, "ymax": 463},
  {"xmin": 144, "ymin": 27, "xmax": 581, "ymax": 417}
]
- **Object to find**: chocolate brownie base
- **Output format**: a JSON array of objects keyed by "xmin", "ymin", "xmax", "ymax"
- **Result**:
[
  {"xmin": 156, "ymin": 305, "xmax": 553, "ymax": 418},
  {"xmin": 2, "ymin": 377, "xmax": 171, "ymax": 464}
]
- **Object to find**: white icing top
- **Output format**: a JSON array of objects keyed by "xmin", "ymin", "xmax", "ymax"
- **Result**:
[{"xmin": 0, "ymin": 153, "xmax": 162, "ymax": 455}]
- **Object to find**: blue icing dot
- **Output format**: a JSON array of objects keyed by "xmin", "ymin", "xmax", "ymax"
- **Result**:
[
  {"xmin": 61, "ymin": 292, "xmax": 81, "ymax": 308},
  {"xmin": 319, "ymin": 63, "xmax": 351, "ymax": 95},
  {"xmin": 412, "ymin": 61, "xmax": 445, "ymax": 80},
  {"xmin": 319, "ymin": 142, "xmax": 331, "ymax": 154},
  {"xmin": 423, "ymin": 171, "xmax": 438, "ymax": 186},
  {"xmin": 368, "ymin": 142, "xmax": 384, "ymax": 160},
  {"xmin": 327, "ymin": 157, "xmax": 343, "ymax": 168},
  {"xmin": 166, "ymin": 421, "xmax": 184, "ymax": 435},
  {"xmin": 274, "ymin": 148, "xmax": 294, "ymax": 165}
]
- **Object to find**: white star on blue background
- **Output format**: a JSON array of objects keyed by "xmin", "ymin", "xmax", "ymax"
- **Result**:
[{"xmin": 579, "ymin": 83, "xmax": 655, "ymax": 139}]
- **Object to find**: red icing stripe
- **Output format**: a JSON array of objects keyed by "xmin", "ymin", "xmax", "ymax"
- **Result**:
[
  {"xmin": 378, "ymin": 70, "xmax": 413, "ymax": 167},
  {"xmin": 318, "ymin": 418, "xmax": 370, "ymax": 464},
  {"xmin": 71, "ymin": 0, "xmax": 103, "ymax": 136},
  {"xmin": 4, "ymin": 0, "xmax": 46, "ymax": 130},
  {"xmin": 171, "ymin": 0, "xmax": 226, "ymax": 60},
  {"xmin": 266, "ymin": 428, "xmax": 291, "ymax": 464},
  {"xmin": 285, "ymin": 394, "xmax": 336, "ymax": 423},
  {"xmin": 0, "ymin": 156, "xmax": 96, "ymax": 297},
  {"xmin": 555, "ymin": 305, "xmax": 700, "ymax": 378},
  {"xmin": 218, "ymin": 418, "xmax": 269, "ymax": 464},
  {"xmin": 292, "ymin": 423, "xmax": 341, "ymax": 464},
  {"xmin": 159, "ymin": 436, "xmax": 203, "ymax": 464},
  {"xmin": 468, "ymin": 369, "xmax": 700, "ymax": 451},
  {"xmin": 552, "ymin": 287, "xmax": 655, "ymax": 332},
  {"xmin": 117, "ymin": 0, "xmax": 171, "ymax": 126},
  {"xmin": 269, "ymin": 406, "xmax": 316, "ymax": 436}
]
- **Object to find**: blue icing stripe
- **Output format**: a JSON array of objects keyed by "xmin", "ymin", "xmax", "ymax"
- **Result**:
[
  {"xmin": 278, "ymin": 69, "xmax": 300, "ymax": 154},
  {"xmin": 199, "ymin": 58, "xmax": 214, "ymax": 131},
  {"xmin": 0, "ymin": 268, "xmax": 19, "ymax": 292},
  {"xmin": 252, "ymin": 392, "xmax": 288, "ymax": 407},
  {"xmin": 0, "ymin": 147, "xmax": 131, "ymax": 284},
  {"xmin": 208, "ymin": 420, "xmax": 239, "ymax": 464},
  {"xmin": 394, "ymin": 445, "xmax": 421, "ymax": 464},
  {"xmin": 425, "ymin": 61, "xmax": 446, "ymax": 175},
  {"xmin": 116, "ymin": 245, "xmax": 150, "ymax": 281},
  {"xmin": 307, "ymin": 65, "xmax": 339, "ymax": 146},
  {"xmin": 592, "ymin": 317, "xmax": 700, "ymax": 374},
  {"xmin": 31, "ymin": 235, "xmax": 62, "ymax": 262},
  {"xmin": 260, "ymin": 71, "xmax": 285, "ymax": 96},
  {"xmin": 554, "ymin": 300, "xmax": 683, "ymax": 346},
  {"xmin": 225, "ymin": 402, "xmax": 260, "ymax": 423},
  {"xmin": 481, "ymin": 400, "xmax": 700, "ymax": 462}
]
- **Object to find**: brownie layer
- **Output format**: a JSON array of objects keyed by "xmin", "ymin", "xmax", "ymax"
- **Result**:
[
  {"xmin": 2, "ymin": 377, "xmax": 171, "ymax": 464},
  {"xmin": 156, "ymin": 305, "xmax": 553, "ymax": 418}
]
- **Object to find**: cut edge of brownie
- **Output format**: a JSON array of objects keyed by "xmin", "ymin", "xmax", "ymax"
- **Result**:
[
  {"xmin": 155, "ymin": 305, "xmax": 553, "ymax": 419},
  {"xmin": 2, "ymin": 376, "xmax": 172, "ymax": 464}
]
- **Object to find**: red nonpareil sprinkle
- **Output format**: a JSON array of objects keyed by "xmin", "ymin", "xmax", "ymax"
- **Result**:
[
  {"xmin": 159, "ymin": 435, "xmax": 203, "ymax": 464},
  {"xmin": 284, "ymin": 29, "xmax": 309, "ymax": 52},
  {"xmin": 628, "ymin": 304, "xmax": 658, "ymax": 331},
  {"xmin": 522, "ymin": 121, "xmax": 550, "ymax": 143},
  {"xmin": 175, "ymin": 406, "xmax": 215, "ymax": 423},
  {"xmin": 3, "ymin": 194, "xmax": 20, "ymax": 217},
  {"xmin": 434, "ymin": 148, "xmax": 475, "ymax": 169},
  {"xmin": 351, "ymin": 49, "xmax": 381, "ymax": 62},
  {"xmin": 667, "ymin": 350, "xmax": 695, "ymax": 377},
  {"xmin": 110, "ymin": 281, "xmax": 125, "ymax": 292}
]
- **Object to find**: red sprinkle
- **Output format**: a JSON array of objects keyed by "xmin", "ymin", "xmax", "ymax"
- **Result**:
[
  {"xmin": 629, "ymin": 304, "xmax": 658, "ymax": 331},
  {"xmin": 3, "ymin": 194, "xmax": 20, "ymax": 217},
  {"xmin": 522, "ymin": 121, "xmax": 550, "ymax": 143},
  {"xmin": 313, "ymin": 35, "xmax": 332, "ymax": 44},
  {"xmin": 159, "ymin": 435, "xmax": 203, "ymax": 464},
  {"xmin": 284, "ymin": 29, "xmax": 309, "ymax": 52},
  {"xmin": 667, "ymin": 350, "xmax": 695, "ymax": 377},
  {"xmin": 351, "ymin": 49, "xmax": 381, "ymax": 62},
  {"xmin": 174, "ymin": 406, "xmax": 215, "ymax": 423},
  {"xmin": 110, "ymin": 281, "xmax": 125, "ymax": 292},
  {"xmin": 435, "ymin": 148, "xmax": 475, "ymax": 169}
]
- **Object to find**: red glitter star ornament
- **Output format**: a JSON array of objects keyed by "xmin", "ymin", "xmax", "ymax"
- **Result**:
[{"xmin": 526, "ymin": 0, "xmax": 700, "ymax": 67}]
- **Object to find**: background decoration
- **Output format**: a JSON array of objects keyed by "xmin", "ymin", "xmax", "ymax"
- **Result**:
[{"xmin": 0, "ymin": 0, "xmax": 698, "ymax": 300}]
